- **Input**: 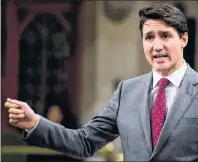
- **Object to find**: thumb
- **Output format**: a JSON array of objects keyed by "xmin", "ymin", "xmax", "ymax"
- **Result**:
[{"xmin": 7, "ymin": 98, "xmax": 24, "ymax": 107}]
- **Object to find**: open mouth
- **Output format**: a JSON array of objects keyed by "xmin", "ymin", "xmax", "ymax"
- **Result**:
[{"xmin": 153, "ymin": 54, "xmax": 168, "ymax": 59}]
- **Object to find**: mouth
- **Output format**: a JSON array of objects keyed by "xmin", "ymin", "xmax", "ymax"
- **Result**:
[
  {"xmin": 153, "ymin": 54, "xmax": 168, "ymax": 59},
  {"xmin": 152, "ymin": 54, "xmax": 169, "ymax": 64}
]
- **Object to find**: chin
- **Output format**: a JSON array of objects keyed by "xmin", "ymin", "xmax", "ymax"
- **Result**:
[{"xmin": 153, "ymin": 64, "xmax": 170, "ymax": 72}]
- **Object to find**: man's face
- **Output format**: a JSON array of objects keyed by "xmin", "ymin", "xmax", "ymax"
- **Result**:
[{"xmin": 142, "ymin": 19, "xmax": 188, "ymax": 76}]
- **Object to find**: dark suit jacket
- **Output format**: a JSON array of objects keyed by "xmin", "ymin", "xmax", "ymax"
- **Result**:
[{"xmin": 22, "ymin": 65, "xmax": 198, "ymax": 161}]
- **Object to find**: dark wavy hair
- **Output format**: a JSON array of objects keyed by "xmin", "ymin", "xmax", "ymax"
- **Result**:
[{"xmin": 139, "ymin": 3, "xmax": 188, "ymax": 38}]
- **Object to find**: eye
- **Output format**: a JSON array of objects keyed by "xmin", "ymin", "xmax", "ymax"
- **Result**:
[
  {"xmin": 145, "ymin": 35, "xmax": 153, "ymax": 40},
  {"xmin": 161, "ymin": 33, "xmax": 170, "ymax": 39}
]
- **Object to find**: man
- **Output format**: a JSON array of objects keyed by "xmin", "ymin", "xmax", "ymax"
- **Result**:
[{"xmin": 5, "ymin": 3, "xmax": 198, "ymax": 161}]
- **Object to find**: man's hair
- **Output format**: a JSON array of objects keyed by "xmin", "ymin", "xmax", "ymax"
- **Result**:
[{"xmin": 139, "ymin": 3, "xmax": 188, "ymax": 38}]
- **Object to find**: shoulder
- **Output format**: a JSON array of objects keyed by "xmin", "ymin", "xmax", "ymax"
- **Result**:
[
  {"xmin": 185, "ymin": 65, "xmax": 198, "ymax": 88},
  {"xmin": 123, "ymin": 73, "xmax": 150, "ymax": 85},
  {"xmin": 123, "ymin": 71, "xmax": 152, "ymax": 86},
  {"xmin": 117, "ymin": 72, "xmax": 152, "ymax": 94}
]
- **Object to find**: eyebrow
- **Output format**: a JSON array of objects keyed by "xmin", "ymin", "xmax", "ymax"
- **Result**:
[{"xmin": 144, "ymin": 30, "xmax": 172, "ymax": 36}]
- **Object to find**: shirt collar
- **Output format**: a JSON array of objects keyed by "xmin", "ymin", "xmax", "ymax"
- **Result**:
[{"xmin": 152, "ymin": 60, "xmax": 187, "ymax": 88}]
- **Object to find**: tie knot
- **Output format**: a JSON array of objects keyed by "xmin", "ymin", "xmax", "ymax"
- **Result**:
[{"xmin": 158, "ymin": 78, "xmax": 169, "ymax": 90}]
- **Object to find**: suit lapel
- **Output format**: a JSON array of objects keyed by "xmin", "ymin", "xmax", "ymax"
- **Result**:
[
  {"xmin": 139, "ymin": 72, "xmax": 153, "ymax": 154},
  {"xmin": 150, "ymin": 65, "xmax": 198, "ymax": 159}
]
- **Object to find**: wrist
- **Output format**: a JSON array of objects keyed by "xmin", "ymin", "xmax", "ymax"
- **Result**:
[{"xmin": 28, "ymin": 114, "xmax": 39, "ymax": 130}]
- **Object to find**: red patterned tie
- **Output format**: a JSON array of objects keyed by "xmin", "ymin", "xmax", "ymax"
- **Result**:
[{"xmin": 151, "ymin": 78, "xmax": 169, "ymax": 148}]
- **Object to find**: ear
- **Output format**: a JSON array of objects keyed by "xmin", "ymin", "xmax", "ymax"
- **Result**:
[{"xmin": 181, "ymin": 32, "xmax": 188, "ymax": 48}]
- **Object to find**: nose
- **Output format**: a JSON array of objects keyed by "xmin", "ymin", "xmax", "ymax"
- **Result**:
[{"xmin": 153, "ymin": 39, "xmax": 163, "ymax": 53}]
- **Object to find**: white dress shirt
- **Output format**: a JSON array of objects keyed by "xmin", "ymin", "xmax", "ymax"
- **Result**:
[{"xmin": 151, "ymin": 61, "xmax": 187, "ymax": 115}]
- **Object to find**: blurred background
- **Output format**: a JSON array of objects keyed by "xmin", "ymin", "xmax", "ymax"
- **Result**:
[{"xmin": 1, "ymin": 0, "xmax": 198, "ymax": 161}]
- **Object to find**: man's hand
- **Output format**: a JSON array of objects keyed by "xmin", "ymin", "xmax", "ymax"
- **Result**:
[{"xmin": 4, "ymin": 98, "xmax": 39, "ymax": 130}]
